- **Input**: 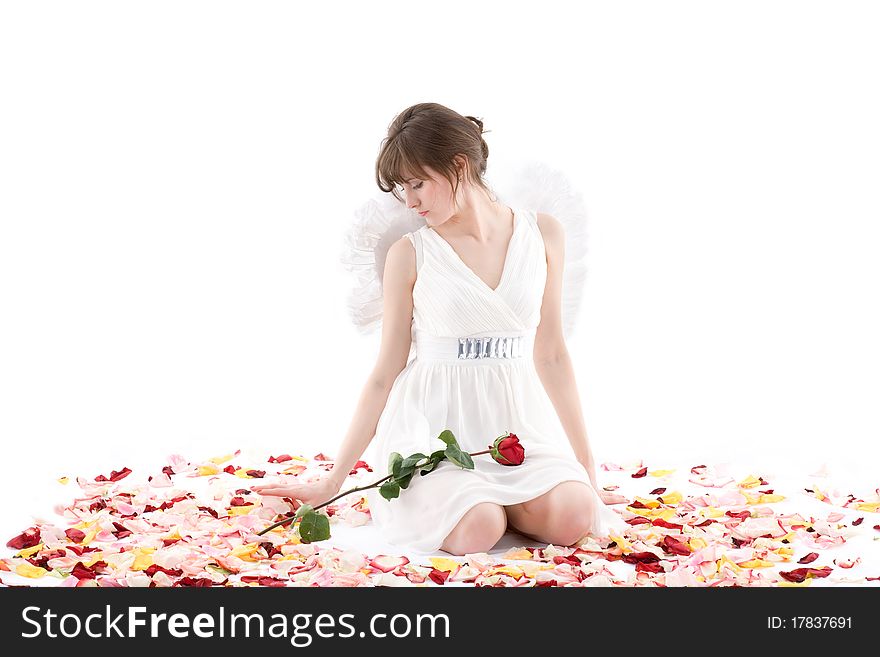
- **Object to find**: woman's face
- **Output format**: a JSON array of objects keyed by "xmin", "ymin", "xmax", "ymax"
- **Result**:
[{"xmin": 398, "ymin": 164, "xmax": 459, "ymax": 228}]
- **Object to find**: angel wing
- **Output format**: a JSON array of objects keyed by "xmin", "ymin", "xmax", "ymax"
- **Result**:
[{"xmin": 339, "ymin": 159, "xmax": 590, "ymax": 339}]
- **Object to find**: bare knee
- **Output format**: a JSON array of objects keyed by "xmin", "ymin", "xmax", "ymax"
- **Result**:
[
  {"xmin": 535, "ymin": 482, "xmax": 597, "ymax": 547},
  {"xmin": 440, "ymin": 502, "xmax": 507, "ymax": 556},
  {"xmin": 550, "ymin": 482, "xmax": 596, "ymax": 545}
]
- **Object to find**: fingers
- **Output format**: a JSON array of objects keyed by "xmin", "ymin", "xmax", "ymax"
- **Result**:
[{"xmin": 252, "ymin": 486, "xmax": 300, "ymax": 497}]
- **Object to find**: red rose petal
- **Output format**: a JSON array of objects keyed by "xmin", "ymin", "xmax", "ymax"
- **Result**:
[
  {"xmin": 65, "ymin": 528, "xmax": 86, "ymax": 543},
  {"xmin": 652, "ymin": 519, "xmax": 684, "ymax": 530},
  {"xmin": 95, "ymin": 467, "xmax": 132, "ymax": 483},
  {"xmin": 636, "ymin": 561, "xmax": 664, "ymax": 573},
  {"xmin": 245, "ymin": 470, "xmax": 265, "ymax": 478},
  {"xmin": 552, "ymin": 555, "xmax": 581, "ymax": 567},
  {"xmin": 852, "ymin": 517, "xmax": 863, "ymax": 526},
  {"xmin": 779, "ymin": 566, "xmax": 833, "ymax": 582},
  {"xmin": 349, "ymin": 460, "xmax": 373, "ymax": 474},
  {"xmin": 145, "ymin": 565, "xmax": 183, "ymax": 577},
  {"xmin": 662, "ymin": 535, "xmax": 692, "ymax": 556},
  {"xmin": 428, "ymin": 568, "xmax": 449, "ymax": 585},
  {"xmin": 71, "ymin": 561, "xmax": 97, "ymax": 580},
  {"xmin": 797, "ymin": 552, "xmax": 819, "ymax": 564},
  {"xmin": 650, "ymin": 487, "xmax": 666, "ymax": 495},
  {"xmin": 632, "ymin": 467, "xmax": 648, "ymax": 478},
  {"xmin": 240, "ymin": 576, "xmax": 288, "ymax": 587},
  {"xmin": 6, "ymin": 527, "xmax": 41, "ymax": 550},
  {"xmin": 174, "ymin": 577, "xmax": 216, "ymax": 587},
  {"xmin": 622, "ymin": 551, "xmax": 660, "ymax": 564}
]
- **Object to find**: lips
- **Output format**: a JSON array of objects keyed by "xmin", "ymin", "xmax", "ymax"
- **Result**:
[{"xmin": 418, "ymin": 210, "xmax": 429, "ymax": 216}]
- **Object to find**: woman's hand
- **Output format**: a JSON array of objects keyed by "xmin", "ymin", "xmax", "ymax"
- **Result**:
[
  {"xmin": 577, "ymin": 458, "xmax": 627, "ymax": 505},
  {"xmin": 251, "ymin": 477, "xmax": 342, "ymax": 509},
  {"xmin": 598, "ymin": 489, "xmax": 628, "ymax": 505}
]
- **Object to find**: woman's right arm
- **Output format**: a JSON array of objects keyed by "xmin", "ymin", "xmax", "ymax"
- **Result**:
[
  {"xmin": 326, "ymin": 235, "xmax": 417, "ymax": 489},
  {"xmin": 254, "ymin": 235, "xmax": 416, "ymax": 504}
]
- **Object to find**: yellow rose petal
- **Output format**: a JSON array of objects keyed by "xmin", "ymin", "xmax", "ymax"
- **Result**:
[
  {"xmin": 658, "ymin": 491, "xmax": 683, "ymax": 505},
  {"xmin": 650, "ymin": 508, "xmax": 677, "ymax": 521},
  {"xmin": 230, "ymin": 543, "xmax": 262, "ymax": 562},
  {"xmin": 502, "ymin": 548, "xmax": 534, "ymax": 561},
  {"xmin": 131, "ymin": 547, "xmax": 156, "ymax": 571},
  {"xmin": 429, "ymin": 557, "xmax": 460, "ymax": 572},
  {"xmin": 855, "ymin": 502, "xmax": 880, "ymax": 513},
  {"xmin": 85, "ymin": 553, "xmax": 107, "ymax": 568},
  {"xmin": 18, "ymin": 544, "xmax": 44, "ymax": 559},
  {"xmin": 738, "ymin": 475, "xmax": 762, "ymax": 489},
  {"xmin": 610, "ymin": 534, "xmax": 633, "ymax": 554},
  {"xmin": 649, "ymin": 469, "xmax": 675, "ymax": 478},
  {"xmin": 689, "ymin": 537, "xmax": 708, "ymax": 551},
  {"xmin": 209, "ymin": 453, "xmax": 235, "ymax": 465},
  {"xmin": 489, "ymin": 566, "xmax": 524, "ymax": 579},
  {"xmin": 759, "ymin": 493, "xmax": 785, "ymax": 504},
  {"xmin": 198, "ymin": 465, "xmax": 220, "ymax": 476},
  {"xmin": 738, "ymin": 559, "xmax": 774, "ymax": 568},
  {"xmin": 719, "ymin": 555, "xmax": 743, "ymax": 572},
  {"xmin": 228, "ymin": 504, "xmax": 255, "ymax": 515},
  {"xmin": 633, "ymin": 496, "xmax": 660, "ymax": 509},
  {"xmin": 58, "ymin": 476, "xmax": 69, "ymax": 485},
  {"xmin": 16, "ymin": 563, "xmax": 48, "ymax": 578},
  {"xmin": 701, "ymin": 507, "xmax": 725, "ymax": 518}
]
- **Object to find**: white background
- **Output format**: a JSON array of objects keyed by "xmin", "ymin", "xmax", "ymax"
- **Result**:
[{"xmin": 2, "ymin": 1, "xmax": 878, "ymax": 541}]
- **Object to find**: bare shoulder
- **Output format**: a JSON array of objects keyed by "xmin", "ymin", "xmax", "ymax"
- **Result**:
[
  {"xmin": 535, "ymin": 212, "xmax": 564, "ymax": 253},
  {"xmin": 383, "ymin": 234, "xmax": 417, "ymax": 287}
]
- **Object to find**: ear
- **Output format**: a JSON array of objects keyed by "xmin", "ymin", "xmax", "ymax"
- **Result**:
[{"xmin": 453, "ymin": 153, "xmax": 468, "ymax": 177}]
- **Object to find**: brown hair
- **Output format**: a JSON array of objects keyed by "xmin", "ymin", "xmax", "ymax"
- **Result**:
[{"xmin": 375, "ymin": 102, "xmax": 497, "ymax": 207}]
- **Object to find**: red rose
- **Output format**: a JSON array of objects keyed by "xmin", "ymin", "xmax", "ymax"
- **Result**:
[{"xmin": 490, "ymin": 433, "xmax": 525, "ymax": 466}]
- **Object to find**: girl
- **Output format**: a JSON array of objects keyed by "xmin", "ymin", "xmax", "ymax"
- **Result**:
[{"xmin": 254, "ymin": 102, "xmax": 627, "ymax": 555}]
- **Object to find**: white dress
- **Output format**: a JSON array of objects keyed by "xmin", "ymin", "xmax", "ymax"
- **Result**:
[{"xmin": 363, "ymin": 207, "xmax": 627, "ymax": 554}]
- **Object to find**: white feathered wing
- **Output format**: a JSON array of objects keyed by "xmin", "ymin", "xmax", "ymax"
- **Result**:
[{"xmin": 339, "ymin": 160, "xmax": 589, "ymax": 339}]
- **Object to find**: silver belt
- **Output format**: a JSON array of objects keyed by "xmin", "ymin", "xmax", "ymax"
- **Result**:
[
  {"xmin": 458, "ymin": 335, "xmax": 523, "ymax": 359},
  {"xmin": 414, "ymin": 329, "xmax": 535, "ymax": 362}
]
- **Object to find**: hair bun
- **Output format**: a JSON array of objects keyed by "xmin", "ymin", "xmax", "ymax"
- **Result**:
[{"xmin": 466, "ymin": 115, "xmax": 484, "ymax": 132}]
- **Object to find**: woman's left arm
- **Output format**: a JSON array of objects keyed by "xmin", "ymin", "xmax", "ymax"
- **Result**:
[{"xmin": 532, "ymin": 213, "xmax": 599, "ymax": 487}]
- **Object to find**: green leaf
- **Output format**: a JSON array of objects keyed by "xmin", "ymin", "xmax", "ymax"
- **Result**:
[
  {"xmin": 396, "ymin": 471, "xmax": 414, "ymax": 489},
  {"xmin": 398, "ymin": 453, "xmax": 427, "ymax": 480},
  {"xmin": 420, "ymin": 451, "xmax": 447, "ymax": 476},
  {"xmin": 389, "ymin": 452, "xmax": 403, "ymax": 477},
  {"xmin": 379, "ymin": 480, "xmax": 401, "ymax": 500},
  {"xmin": 294, "ymin": 503, "xmax": 313, "ymax": 520},
  {"xmin": 297, "ymin": 510, "xmax": 331, "ymax": 543},
  {"xmin": 445, "ymin": 444, "xmax": 474, "ymax": 470},
  {"xmin": 402, "ymin": 453, "xmax": 427, "ymax": 469},
  {"xmin": 437, "ymin": 429, "xmax": 459, "ymax": 448}
]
